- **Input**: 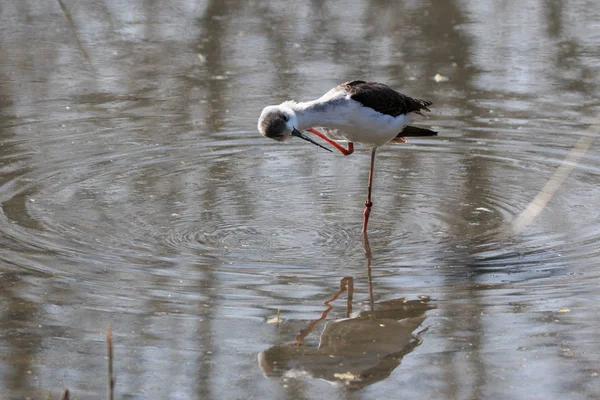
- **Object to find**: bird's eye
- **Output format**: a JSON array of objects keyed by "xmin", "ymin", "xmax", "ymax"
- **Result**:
[{"xmin": 282, "ymin": 115, "xmax": 289, "ymax": 122}]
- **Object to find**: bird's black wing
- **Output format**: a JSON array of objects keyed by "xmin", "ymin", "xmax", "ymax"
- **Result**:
[{"xmin": 338, "ymin": 80, "xmax": 432, "ymax": 117}]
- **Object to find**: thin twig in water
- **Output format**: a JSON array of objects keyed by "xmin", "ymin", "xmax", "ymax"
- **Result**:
[
  {"xmin": 512, "ymin": 113, "xmax": 600, "ymax": 234},
  {"xmin": 107, "ymin": 325, "xmax": 115, "ymax": 400},
  {"xmin": 55, "ymin": 0, "xmax": 93, "ymax": 67}
]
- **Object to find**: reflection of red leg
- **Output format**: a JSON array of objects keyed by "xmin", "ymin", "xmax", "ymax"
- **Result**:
[
  {"xmin": 363, "ymin": 201, "xmax": 373, "ymax": 233},
  {"xmin": 294, "ymin": 277, "xmax": 354, "ymax": 346},
  {"xmin": 362, "ymin": 147, "xmax": 377, "ymax": 233},
  {"xmin": 307, "ymin": 128, "xmax": 354, "ymax": 156}
]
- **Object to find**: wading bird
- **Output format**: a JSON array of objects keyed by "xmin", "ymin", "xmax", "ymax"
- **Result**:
[{"xmin": 258, "ymin": 80, "xmax": 436, "ymax": 232}]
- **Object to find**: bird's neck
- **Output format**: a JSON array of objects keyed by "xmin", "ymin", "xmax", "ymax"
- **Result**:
[{"xmin": 283, "ymin": 101, "xmax": 340, "ymax": 131}]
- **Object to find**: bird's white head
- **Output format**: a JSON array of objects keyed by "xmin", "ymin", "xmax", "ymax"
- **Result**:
[
  {"xmin": 257, "ymin": 105, "xmax": 298, "ymax": 142},
  {"xmin": 257, "ymin": 104, "xmax": 332, "ymax": 152}
]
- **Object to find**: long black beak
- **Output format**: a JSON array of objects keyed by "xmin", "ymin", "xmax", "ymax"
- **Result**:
[{"xmin": 291, "ymin": 128, "xmax": 332, "ymax": 153}]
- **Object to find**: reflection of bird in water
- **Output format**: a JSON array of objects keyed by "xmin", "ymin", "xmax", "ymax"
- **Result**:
[
  {"xmin": 258, "ymin": 80, "xmax": 437, "ymax": 232},
  {"xmin": 258, "ymin": 234, "xmax": 435, "ymax": 390},
  {"xmin": 258, "ymin": 290, "xmax": 433, "ymax": 390}
]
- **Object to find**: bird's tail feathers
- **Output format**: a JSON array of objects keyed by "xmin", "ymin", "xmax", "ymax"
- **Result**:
[
  {"xmin": 415, "ymin": 99, "xmax": 432, "ymax": 112},
  {"xmin": 400, "ymin": 126, "xmax": 438, "ymax": 137}
]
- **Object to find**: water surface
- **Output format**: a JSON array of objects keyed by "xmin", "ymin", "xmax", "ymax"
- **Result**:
[{"xmin": 1, "ymin": 1, "xmax": 600, "ymax": 399}]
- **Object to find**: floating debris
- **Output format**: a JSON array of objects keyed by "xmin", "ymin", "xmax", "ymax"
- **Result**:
[
  {"xmin": 558, "ymin": 308, "xmax": 571, "ymax": 313},
  {"xmin": 434, "ymin": 73, "xmax": 449, "ymax": 82},
  {"xmin": 267, "ymin": 308, "xmax": 281, "ymax": 324},
  {"xmin": 334, "ymin": 372, "xmax": 360, "ymax": 381}
]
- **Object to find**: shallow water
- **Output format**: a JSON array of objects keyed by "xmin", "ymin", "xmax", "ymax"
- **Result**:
[{"xmin": 1, "ymin": 1, "xmax": 600, "ymax": 399}]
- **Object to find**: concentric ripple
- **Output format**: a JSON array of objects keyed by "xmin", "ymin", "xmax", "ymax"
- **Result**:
[
  {"xmin": 1, "ymin": 116, "xmax": 599, "ymax": 283},
  {"xmin": 0, "ymin": 88, "xmax": 598, "ymax": 297}
]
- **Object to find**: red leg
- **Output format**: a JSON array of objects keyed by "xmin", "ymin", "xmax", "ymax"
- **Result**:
[
  {"xmin": 307, "ymin": 128, "xmax": 354, "ymax": 156},
  {"xmin": 363, "ymin": 147, "xmax": 377, "ymax": 233}
]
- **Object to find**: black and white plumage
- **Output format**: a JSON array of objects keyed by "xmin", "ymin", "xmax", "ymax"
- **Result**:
[
  {"xmin": 258, "ymin": 80, "xmax": 436, "ymax": 148},
  {"xmin": 339, "ymin": 80, "xmax": 432, "ymax": 118},
  {"xmin": 257, "ymin": 80, "xmax": 437, "ymax": 232}
]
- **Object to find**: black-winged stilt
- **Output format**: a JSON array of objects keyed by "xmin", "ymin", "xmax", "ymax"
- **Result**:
[{"xmin": 257, "ymin": 80, "xmax": 437, "ymax": 232}]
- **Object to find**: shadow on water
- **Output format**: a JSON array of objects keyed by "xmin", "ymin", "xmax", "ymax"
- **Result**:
[{"xmin": 258, "ymin": 233, "xmax": 435, "ymax": 391}]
